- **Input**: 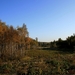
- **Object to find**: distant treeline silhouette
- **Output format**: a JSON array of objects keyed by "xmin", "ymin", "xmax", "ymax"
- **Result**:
[{"xmin": 38, "ymin": 34, "xmax": 75, "ymax": 52}]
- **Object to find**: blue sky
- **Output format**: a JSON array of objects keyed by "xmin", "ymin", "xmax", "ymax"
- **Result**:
[{"xmin": 0, "ymin": 0, "xmax": 75, "ymax": 42}]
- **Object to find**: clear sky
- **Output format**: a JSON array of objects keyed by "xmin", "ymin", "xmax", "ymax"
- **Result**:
[{"xmin": 0, "ymin": 0, "xmax": 75, "ymax": 42}]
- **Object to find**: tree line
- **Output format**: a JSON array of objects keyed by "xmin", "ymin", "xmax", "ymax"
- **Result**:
[
  {"xmin": 56, "ymin": 34, "xmax": 75, "ymax": 52},
  {"xmin": 0, "ymin": 19, "xmax": 75, "ymax": 59},
  {"xmin": 38, "ymin": 34, "xmax": 75, "ymax": 52},
  {"xmin": 0, "ymin": 20, "xmax": 38, "ymax": 59}
]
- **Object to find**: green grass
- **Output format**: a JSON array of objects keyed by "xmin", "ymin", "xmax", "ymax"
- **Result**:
[{"xmin": 0, "ymin": 50, "xmax": 75, "ymax": 75}]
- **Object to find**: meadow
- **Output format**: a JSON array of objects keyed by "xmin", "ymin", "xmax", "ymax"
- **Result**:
[{"xmin": 0, "ymin": 50, "xmax": 75, "ymax": 75}]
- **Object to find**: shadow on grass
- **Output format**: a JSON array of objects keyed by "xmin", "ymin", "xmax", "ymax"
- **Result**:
[{"xmin": 38, "ymin": 47, "xmax": 75, "ymax": 54}]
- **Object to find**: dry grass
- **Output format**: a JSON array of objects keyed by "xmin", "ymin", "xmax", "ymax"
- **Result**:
[{"xmin": 0, "ymin": 50, "xmax": 75, "ymax": 75}]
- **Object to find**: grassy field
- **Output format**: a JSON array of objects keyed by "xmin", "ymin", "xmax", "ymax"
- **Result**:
[{"xmin": 0, "ymin": 50, "xmax": 75, "ymax": 75}]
